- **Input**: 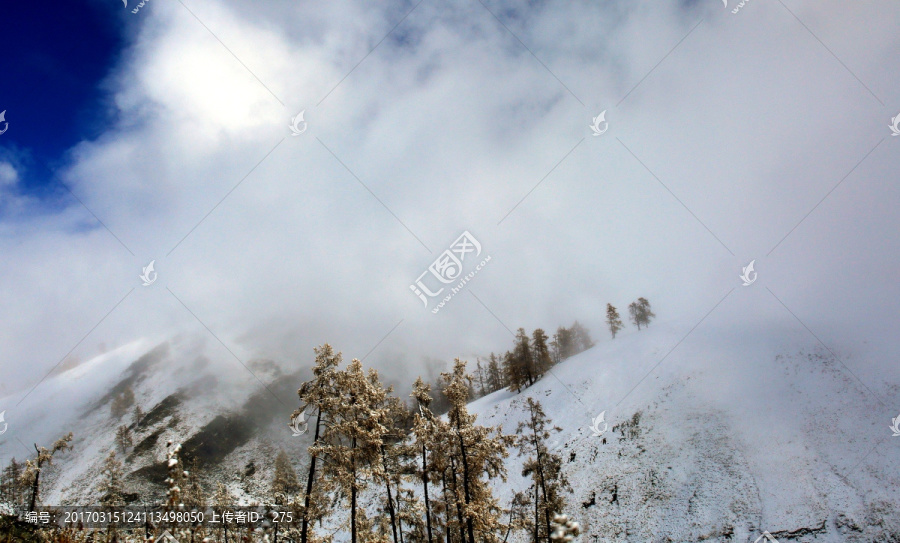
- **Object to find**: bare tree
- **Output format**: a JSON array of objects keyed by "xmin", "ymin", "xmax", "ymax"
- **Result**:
[{"xmin": 22, "ymin": 433, "xmax": 73, "ymax": 511}]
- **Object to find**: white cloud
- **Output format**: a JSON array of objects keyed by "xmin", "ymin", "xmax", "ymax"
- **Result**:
[
  {"xmin": 2, "ymin": 0, "xmax": 899, "ymax": 397},
  {"xmin": 0, "ymin": 162, "xmax": 17, "ymax": 187}
]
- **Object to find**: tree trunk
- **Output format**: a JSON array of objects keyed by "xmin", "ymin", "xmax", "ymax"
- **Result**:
[
  {"xmin": 441, "ymin": 468, "xmax": 453, "ymax": 543},
  {"xmin": 28, "ymin": 468, "xmax": 40, "ymax": 511},
  {"xmin": 300, "ymin": 408, "xmax": 322, "ymax": 543},
  {"xmin": 351, "ymin": 482, "xmax": 358, "ymax": 543},
  {"xmin": 532, "ymin": 426, "xmax": 553, "ymax": 542},
  {"xmin": 351, "ymin": 436, "xmax": 358, "ymax": 543},
  {"xmin": 449, "ymin": 460, "xmax": 466, "ymax": 543},
  {"xmin": 502, "ymin": 494, "xmax": 517, "ymax": 543},
  {"xmin": 28, "ymin": 446, "xmax": 42, "ymax": 512},
  {"xmin": 381, "ymin": 445, "xmax": 400, "ymax": 543},
  {"xmin": 454, "ymin": 420, "xmax": 476, "ymax": 543},
  {"xmin": 422, "ymin": 444, "xmax": 434, "ymax": 543},
  {"xmin": 397, "ymin": 481, "xmax": 405, "ymax": 543},
  {"xmin": 441, "ymin": 472, "xmax": 452, "ymax": 543},
  {"xmin": 539, "ymin": 467, "xmax": 552, "ymax": 541}
]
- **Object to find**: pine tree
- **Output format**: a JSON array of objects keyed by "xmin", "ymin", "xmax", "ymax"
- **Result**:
[
  {"xmin": 503, "ymin": 351, "xmax": 523, "ymax": 393},
  {"xmin": 637, "ymin": 297, "xmax": 655, "ymax": 328},
  {"xmin": 97, "ymin": 451, "xmax": 127, "ymax": 508},
  {"xmin": 163, "ymin": 440, "xmax": 186, "ymax": 511},
  {"xmin": 505, "ymin": 491, "xmax": 533, "ymax": 542},
  {"xmin": 115, "ymin": 425, "xmax": 133, "ymax": 454},
  {"xmin": 531, "ymin": 329, "xmax": 553, "ymax": 377},
  {"xmin": 514, "ymin": 328, "xmax": 535, "ymax": 387},
  {"xmin": 441, "ymin": 359, "xmax": 512, "ymax": 543},
  {"xmin": 515, "ymin": 398, "xmax": 570, "ymax": 542},
  {"xmin": 629, "ymin": 298, "xmax": 655, "ymax": 330},
  {"xmin": 395, "ymin": 484, "xmax": 425, "ymax": 543},
  {"xmin": 428, "ymin": 373, "xmax": 452, "ymax": 415},
  {"xmin": 211, "ymin": 483, "xmax": 234, "ymax": 543},
  {"xmin": 605, "ymin": 304, "xmax": 624, "ymax": 339},
  {"xmin": 295, "ymin": 343, "xmax": 342, "ymax": 543},
  {"xmin": 551, "ymin": 327, "xmax": 575, "ymax": 361},
  {"xmin": 161, "ymin": 440, "xmax": 190, "ymax": 540},
  {"xmin": 504, "ymin": 327, "xmax": 539, "ymax": 393},
  {"xmin": 628, "ymin": 301, "xmax": 642, "ymax": 330},
  {"xmin": 183, "ymin": 462, "xmax": 206, "ymax": 510},
  {"xmin": 133, "ymin": 404, "xmax": 145, "ymax": 426},
  {"xmin": 272, "ymin": 450, "xmax": 300, "ymax": 505},
  {"xmin": 96, "ymin": 450, "xmax": 128, "ymax": 539},
  {"xmin": 110, "ymin": 386, "xmax": 135, "ymax": 419},
  {"xmin": 179, "ymin": 461, "xmax": 208, "ymax": 543},
  {"xmin": 376, "ymin": 391, "xmax": 413, "ymax": 543},
  {"xmin": 570, "ymin": 322, "xmax": 594, "ymax": 354},
  {"xmin": 21, "ymin": 433, "xmax": 73, "ymax": 510},
  {"xmin": 473, "ymin": 359, "xmax": 483, "ymax": 398},
  {"xmin": 310, "ymin": 358, "xmax": 391, "ymax": 543},
  {"xmin": 467, "ymin": 373, "xmax": 478, "ymax": 401},
  {"xmin": 0, "ymin": 458, "xmax": 24, "ymax": 506},
  {"xmin": 549, "ymin": 336, "xmax": 560, "ymax": 366},
  {"xmin": 486, "ymin": 354, "xmax": 503, "ymax": 393},
  {"xmin": 411, "ymin": 377, "xmax": 438, "ymax": 543}
]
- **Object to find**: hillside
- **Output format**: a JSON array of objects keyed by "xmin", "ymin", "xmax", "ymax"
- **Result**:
[
  {"xmin": 0, "ymin": 335, "xmax": 311, "ymax": 507},
  {"xmin": 468, "ymin": 322, "xmax": 900, "ymax": 542},
  {"xmin": 1, "ymin": 321, "xmax": 898, "ymax": 541}
]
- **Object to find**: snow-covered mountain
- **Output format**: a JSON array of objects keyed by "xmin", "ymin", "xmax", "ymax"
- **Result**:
[
  {"xmin": 0, "ymin": 333, "xmax": 307, "ymax": 506},
  {"xmin": 1, "ymin": 319, "xmax": 898, "ymax": 542},
  {"xmin": 470, "ymin": 322, "xmax": 900, "ymax": 542}
]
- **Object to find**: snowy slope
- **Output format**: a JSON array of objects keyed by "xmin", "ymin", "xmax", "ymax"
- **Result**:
[
  {"xmin": 2, "ymin": 317, "xmax": 898, "ymax": 542},
  {"xmin": 0, "ymin": 334, "xmax": 305, "ymax": 506},
  {"xmin": 467, "ymin": 322, "xmax": 900, "ymax": 542}
]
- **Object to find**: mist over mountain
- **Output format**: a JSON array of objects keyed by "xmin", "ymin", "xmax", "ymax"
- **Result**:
[
  {"xmin": 1, "ymin": 316, "xmax": 897, "ymax": 541},
  {"xmin": 2, "ymin": 0, "xmax": 900, "ymax": 541}
]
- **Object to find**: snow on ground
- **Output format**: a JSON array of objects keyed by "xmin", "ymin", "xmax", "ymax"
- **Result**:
[
  {"xmin": 468, "ymin": 321, "xmax": 899, "ymax": 542},
  {"xmin": 2, "ymin": 313, "xmax": 897, "ymax": 541},
  {"xmin": 0, "ymin": 334, "xmax": 266, "ymax": 504}
]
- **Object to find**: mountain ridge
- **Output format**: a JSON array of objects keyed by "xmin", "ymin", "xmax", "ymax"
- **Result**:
[{"xmin": 1, "ymin": 321, "xmax": 897, "ymax": 541}]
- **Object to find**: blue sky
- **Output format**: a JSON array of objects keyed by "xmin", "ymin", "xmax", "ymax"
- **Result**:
[
  {"xmin": 0, "ymin": 1, "xmax": 121, "ymax": 196},
  {"xmin": 0, "ymin": 0, "xmax": 898, "ymax": 402}
]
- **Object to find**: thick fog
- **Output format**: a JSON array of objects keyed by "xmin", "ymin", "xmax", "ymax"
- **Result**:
[{"xmin": 1, "ymin": 0, "xmax": 899, "ymax": 402}]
